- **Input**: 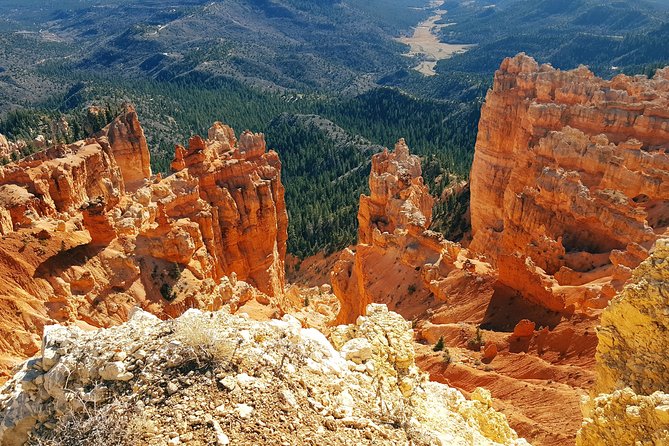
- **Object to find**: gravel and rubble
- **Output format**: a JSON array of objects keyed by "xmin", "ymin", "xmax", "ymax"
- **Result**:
[{"xmin": 0, "ymin": 304, "xmax": 528, "ymax": 446}]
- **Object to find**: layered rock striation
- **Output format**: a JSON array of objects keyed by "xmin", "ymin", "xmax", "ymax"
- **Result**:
[
  {"xmin": 0, "ymin": 304, "xmax": 528, "ymax": 446},
  {"xmin": 0, "ymin": 109, "xmax": 288, "ymax": 380},
  {"xmin": 470, "ymin": 53, "xmax": 669, "ymax": 312},
  {"xmin": 577, "ymin": 239, "xmax": 669, "ymax": 445}
]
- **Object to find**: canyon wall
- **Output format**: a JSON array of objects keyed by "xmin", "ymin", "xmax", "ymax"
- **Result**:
[
  {"xmin": 470, "ymin": 53, "xmax": 669, "ymax": 312},
  {"xmin": 577, "ymin": 238, "xmax": 669, "ymax": 445},
  {"xmin": 0, "ymin": 109, "xmax": 288, "ymax": 380}
]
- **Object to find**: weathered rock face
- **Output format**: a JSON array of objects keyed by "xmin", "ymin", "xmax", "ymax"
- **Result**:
[
  {"xmin": 470, "ymin": 53, "xmax": 669, "ymax": 312},
  {"xmin": 577, "ymin": 238, "xmax": 669, "ymax": 445},
  {"xmin": 358, "ymin": 139, "xmax": 434, "ymax": 244},
  {"xmin": 0, "ymin": 139, "xmax": 124, "ymax": 225},
  {"xmin": 0, "ymin": 305, "xmax": 528, "ymax": 446},
  {"xmin": 0, "ymin": 113, "xmax": 288, "ymax": 381},
  {"xmin": 593, "ymin": 239, "xmax": 669, "ymax": 395},
  {"xmin": 330, "ymin": 56, "xmax": 669, "ymax": 445},
  {"xmin": 170, "ymin": 124, "xmax": 288, "ymax": 297},
  {"xmin": 0, "ymin": 134, "xmax": 26, "ymax": 164},
  {"xmin": 0, "ymin": 135, "xmax": 12, "ymax": 162}
]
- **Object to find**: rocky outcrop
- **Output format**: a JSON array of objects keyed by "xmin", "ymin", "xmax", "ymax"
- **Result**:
[
  {"xmin": 357, "ymin": 139, "xmax": 434, "ymax": 244},
  {"xmin": 169, "ymin": 123, "xmax": 288, "ymax": 297},
  {"xmin": 0, "ymin": 138, "xmax": 124, "ymax": 225},
  {"xmin": 0, "ymin": 304, "xmax": 528, "ymax": 446},
  {"xmin": 0, "ymin": 112, "xmax": 288, "ymax": 380},
  {"xmin": 594, "ymin": 239, "xmax": 669, "ymax": 396},
  {"xmin": 0, "ymin": 134, "xmax": 27, "ymax": 164},
  {"xmin": 470, "ymin": 53, "xmax": 669, "ymax": 312},
  {"xmin": 577, "ymin": 239, "xmax": 669, "ymax": 445},
  {"xmin": 0, "ymin": 135, "xmax": 13, "ymax": 163}
]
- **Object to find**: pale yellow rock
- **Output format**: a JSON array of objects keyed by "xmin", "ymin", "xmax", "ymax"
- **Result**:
[
  {"xmin": 595, "ymin": 239, "xmax": 669, "ymax": 396},
  {"xmin": 577, "ymin": 239, "xmax": 669, "ymax": 445},
  {"xmin": 577, "ymin": 389, "xmax": 669, "ymax": 446}
]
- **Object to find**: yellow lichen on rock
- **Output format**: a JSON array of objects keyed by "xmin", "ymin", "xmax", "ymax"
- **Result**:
[
  {"xmin": 594, "ymin": 239, "xmax": 669, "ymax": 396},
  {"xmin": 577, "ymin": 239, "xmax": 669, "ymax": 445}
]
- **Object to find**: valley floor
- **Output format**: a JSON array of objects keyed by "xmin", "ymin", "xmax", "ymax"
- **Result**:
[{"xmin": 397, "ymin": 0, "xmax": 474, "ymax": 75}]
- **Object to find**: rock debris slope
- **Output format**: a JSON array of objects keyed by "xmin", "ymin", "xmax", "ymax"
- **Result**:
[
  {"xmin": 577, "ymin": 239, "xmax": 669, "ymax": 445},
  {"xmin": 470, "ymin": 53, "xmax": 669, "ymax": 312},
  {"xmin": 0, "ymin": 108, "xmax": 287, "ymax": 380},
  {"xmin": 0, "ymin": 304, "xmax": 528, "ymax": 446}
]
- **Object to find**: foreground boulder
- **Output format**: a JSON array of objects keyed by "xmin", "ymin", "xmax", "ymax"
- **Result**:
[{"xmin": 0, "ymin": 304, "xmax": 528, "ymax": 446}]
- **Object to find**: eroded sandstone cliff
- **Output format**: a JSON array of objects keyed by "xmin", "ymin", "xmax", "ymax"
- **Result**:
[
  {"xmin": 470, "ymin": 53, "xmax": 669, "ymax": 312},
  {"xmin": 328, "ymin": 55, "xmax": 669, "ymax": 445},
  {"xmin": 0, "ymin": 109, "xmax": 288, "ymax": 380},
  {"xmin": 329, "ymin": 135, "xmax": 597, "ymax": 445}
]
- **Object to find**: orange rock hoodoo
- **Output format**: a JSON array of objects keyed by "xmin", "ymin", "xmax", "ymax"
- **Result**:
[
  {"xmin": 331, "ymin": 139, "xmax": 486, "ymax": 325},
  {"xmin": 470, "ymin": 53, "xmax": 669, "ymax": 312},
  {"xmin": 0, "ymin": 108, "xmax": 288, "ymax": 380},
  {"xmin": 167, "ymin": 122, "xmax": 288, "ymax": 297}
]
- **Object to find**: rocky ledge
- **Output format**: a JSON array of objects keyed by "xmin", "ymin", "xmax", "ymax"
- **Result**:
[{"xmin": 0, "ymin": 305, "xmax": 527, "ymax": 446}]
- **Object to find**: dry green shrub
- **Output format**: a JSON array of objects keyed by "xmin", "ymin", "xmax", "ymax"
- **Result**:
[{"xmin": 174, "ymin": 312, "xmax": 240, "ymax": 364}]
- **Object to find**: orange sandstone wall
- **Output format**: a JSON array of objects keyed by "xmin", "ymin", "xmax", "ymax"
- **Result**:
[{"xmin": 470, "ymin": 53, "xmax": 669, "ymax": 311}]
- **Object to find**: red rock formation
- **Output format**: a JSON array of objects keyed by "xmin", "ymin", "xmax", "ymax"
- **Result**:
[
  {"xmin": 0, "ymin": 139, "xmax": 124, "ymax": 224},
  {"xmin": 167, "ymin": 122, "xmax": 288, "ymax": 296},
  {"xmin": 512, "ymin": 319, "xmax": 535, "ymax": 338},
  {"xmin": 0, "ymin": 113, "xmax": 288, "ymax": 380},
  {"xmin": 470, "ymin": 53, "xmax": 669, "ymax": 312},
  {"xmin": 358, "ymin": 139, "xmax": 434, "ymax": 244},
  {"xmin": 330, "ymin": 54, "xmax": 669, "ymax": 445}
]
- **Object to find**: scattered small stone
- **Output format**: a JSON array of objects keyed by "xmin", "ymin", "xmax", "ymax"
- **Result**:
[
  {"xmin": 235, "ymin": 403, "xmax": 254, "ymax": 418},
  {"xmin": 211, "ymin": 419, "xmax": 230, "ymax": 445},
  {"xmin": 99, "ymin": 362, "xmax": 133, "ymax": 381},
  {"xmin": 167, "ymin": 382, "xmax": 180, "ymax": 395},
  {"xmin": 219, "ymin": 376, "xmax": 236, "ymax": 391}
]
